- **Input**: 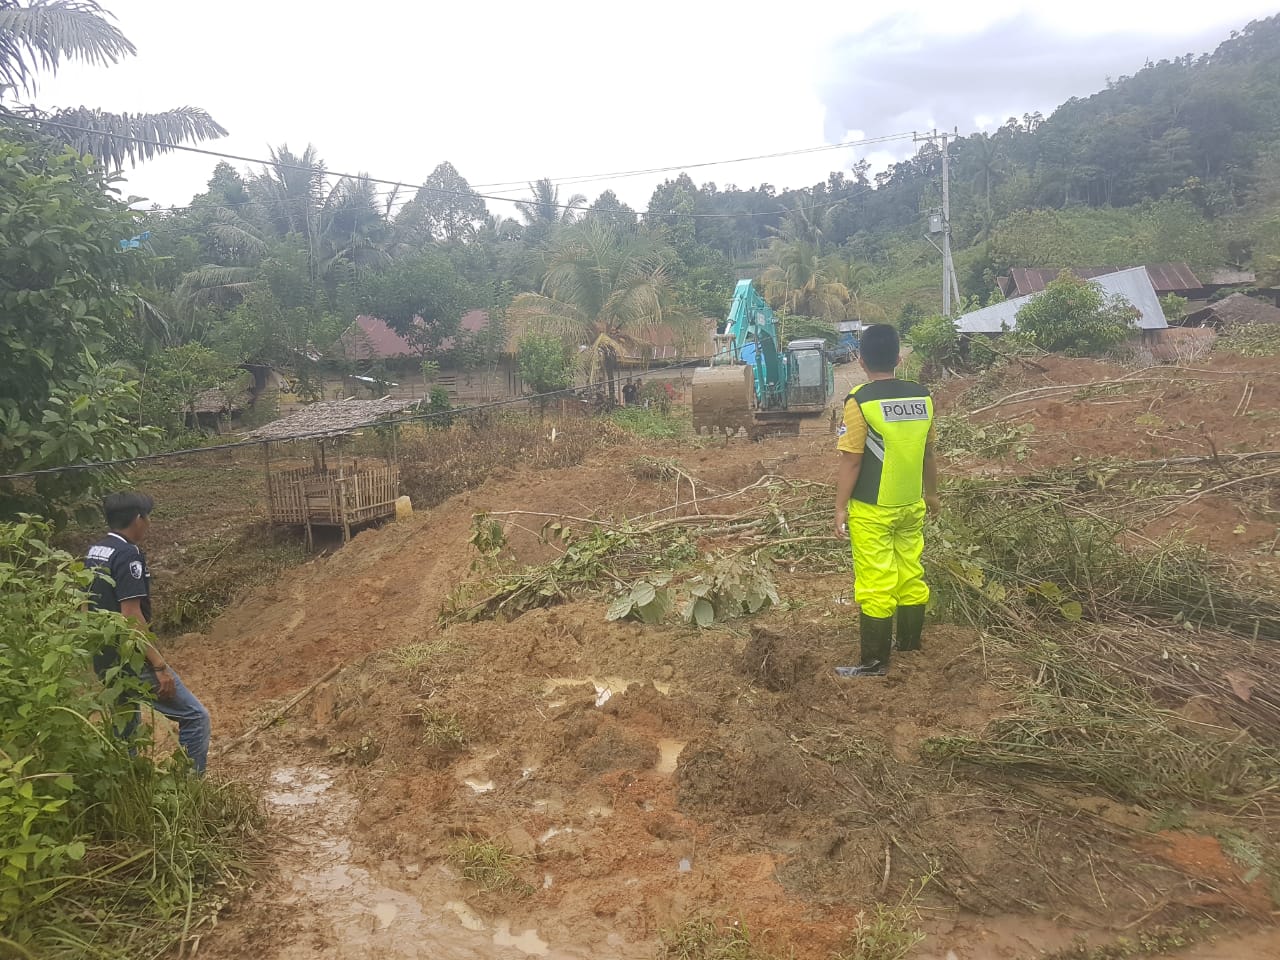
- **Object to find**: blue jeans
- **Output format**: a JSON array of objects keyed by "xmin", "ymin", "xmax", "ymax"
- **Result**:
[{"xmin": 120, "ymin": 667, "xmax": 211, "ymax": 775}]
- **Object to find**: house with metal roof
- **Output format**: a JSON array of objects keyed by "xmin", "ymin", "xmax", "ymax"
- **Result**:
[
  {"xmin": 997, "ymin": 263, "xmax": 1203, "ymax": 300},
  {"xmin": 956, "ymin": 267, "xmax": 1169, "ymax": 335}
]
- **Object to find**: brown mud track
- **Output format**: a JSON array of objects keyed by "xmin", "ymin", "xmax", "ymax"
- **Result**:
[{"xmin": 172, "ymin": 353, "xmax": 1279, "ymax": 958}]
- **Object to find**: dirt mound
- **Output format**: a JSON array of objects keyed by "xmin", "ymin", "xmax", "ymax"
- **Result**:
[
  {"xmin": 677, "ymin": 724, "xmax": 814, "ymax": 813},
  {"xmin": 738, "ymin": 625, "xmax": 820, "ymax": 691},
  {"xmin": 939, "ymin": 354, "xmax": 1280, "ymax": 469}
]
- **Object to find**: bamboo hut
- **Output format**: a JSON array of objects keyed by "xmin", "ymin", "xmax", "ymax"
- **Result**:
[{"xmin": 248, "ymin": 397, "xmax": 419, "ymax": 547}]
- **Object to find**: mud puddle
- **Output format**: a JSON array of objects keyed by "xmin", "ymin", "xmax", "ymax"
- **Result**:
[{"xmin": 262, "ymin": 765, "xmax": 634, "ymax": 959}]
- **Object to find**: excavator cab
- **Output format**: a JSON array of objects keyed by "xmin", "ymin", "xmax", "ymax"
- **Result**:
[{"xmin": 784, "ymin": 338, "xmax": 832, "ymax": 410}]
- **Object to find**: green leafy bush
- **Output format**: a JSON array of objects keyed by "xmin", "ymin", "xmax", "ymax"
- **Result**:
[
  {"xmin": 1015, "ymin": 271, "xmax": 1138, "ymax": 356},
  {"xmin": 0, "ymin": 518, "xmax": 260, "ymax": 957},
  {"xmin": 516, "ymin": 333, "xmax": 573, "ymax": 402},
  {"xmin": 906, "ymin": 314, "xmax": 960, "ymax": 368}
]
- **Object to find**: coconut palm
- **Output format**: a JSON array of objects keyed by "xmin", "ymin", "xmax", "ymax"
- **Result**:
[
  {"xmin": 824, "ymin": 256, "xmax": 881, "ymax": 321},
  {"xmin": 509, "ymin": 222, "xmax": 690, "ymax": 393},
  {"xmin": 316, "ymin": 174, "xmax": 391, "ymax": 278},
  {"xmin": 516, "ymin": 177, "xmax": 587, "ymax": 230},
  {"xmin": 759, "ymin": 239, "xmax": 850, "ymax": 321},
  {"xmin": 0, "ymin": 0, "xmax": 226, "ymax": 165}
]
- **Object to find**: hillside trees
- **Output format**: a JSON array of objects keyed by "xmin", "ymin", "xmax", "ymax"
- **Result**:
[{"xmin": 510, "ymin": 222, "xmax": 692, "ymax": 393}]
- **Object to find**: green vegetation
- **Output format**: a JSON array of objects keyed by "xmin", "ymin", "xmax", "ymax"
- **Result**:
[
  {"xmin": 517, "ymin": 333, "xmax": 574, "ymax": 403},
  {"xmin": 833, "ymin": 905, "xmax": 924, "ymax": 960},
  {"xmin": 1218, "ymin": 322, "xmax": 1280, "ymax": 357},
  {"xmin": 0, "ymin": 519, "xmax": 260, "ymax": 958},
  {"xmin": 418, "ymin": 709, "xmax": 466, "ymax": 750},
  {"xmin": 447, "ymin": 836, "xmax": 532, "ymax": 895},
  {"xmin": 658, "ymin": 919, "xmax": 777, "ymax": 960},
  {"xmin": 1015, "ymin": 272, "xmax": 1138, "ymax": 356},
  {"xmin": 924, "ymin": 477, "xmax": 1280, "ymax": 808},
  {"xmin": 905, "ymin": 313, "xmax": 960, "ymax": 369},
  {"xmin": 510, "ymin": 222, "xmax": 695, "ymax": 391},
  {"xmin": 0, "ymin": 129, "xmax": 157, "ymax": 523},
  {"xmin": 611, "ymin": 406, "xmax": 689, "ymax": 440},
  {"xmin": 0, "ymin": 0, "xmax": 225, "ymax": 165}
]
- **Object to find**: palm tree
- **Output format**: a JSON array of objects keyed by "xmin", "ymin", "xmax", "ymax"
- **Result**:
[
  {"xmin": 516, "ymin": 178, "xmax": 587, "ymax": 230},
  {"xmin": 970, "ymin": 133, "xmax": 1007, "ymax": 208},
  {"xmin": 771, "ymin": 195, "xmax": 830, "ymax": 250},
  {"xmin": 316, "ymin": 174, "xmax": 391, "ymax": 278},
  {"xmin": 824, "ymin": 256, "xmax": 881, "ymax": 321},
  {"xmin": 509, "ymin": 222, "xmax": 690, "ymax": 394},
  {"xmin": 250, "ymin": 143, "xmax": 325, "ymax": 239},
  {"xmin": 759, "ymin": 239, "xmax": 850, "ymax": 321},
  {"xmin": 0, "ymin": 0, "xmax": 226, "ymax": 165}
]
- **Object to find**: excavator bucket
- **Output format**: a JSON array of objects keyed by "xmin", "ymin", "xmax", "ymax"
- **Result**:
[{"xmin": 692, "ymin": 365, "xmax": 755, "ymax": 436}]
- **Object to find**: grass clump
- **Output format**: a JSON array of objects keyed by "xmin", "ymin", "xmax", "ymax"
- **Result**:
[
  {"xmin": 420, "ymin": 709, "xmax": 466, "ymax": 750},
  {"xmin": 658, "ymin": 919, "xmax": 779, "ymax": 960},
  {"xmin": 833, "ymin": 876, "xmax": 929, "ymax": 960},
  {"xmin": 610, "ymin": 406, "xmax": 689, "ymax": 440},
  {"xmin": 0, "ymin": 519, "xmax": 262, "ymax": 958},
  {"xmin": 385, "ymin": 638, "xmax": 457, "ymax": 673},
  {"xmin": 925, "ymin": 481, "xmax": 1280, "ymax": 809},
  {"xmin": 448, "ymin": 836, "xmax": 533, "ymax": 896}
]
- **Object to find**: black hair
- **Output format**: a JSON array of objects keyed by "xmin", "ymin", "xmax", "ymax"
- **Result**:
[
  {"xmin": 860, "ymin": 324, "xmax": 900, "ymax": 373},
  {"xmin": 103, "ymin": 492, "xmax": 155, "ymax": 531}
]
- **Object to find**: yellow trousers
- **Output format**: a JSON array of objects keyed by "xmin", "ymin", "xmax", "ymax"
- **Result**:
[{"xmin": 847, "ymin": 498, "xmax": 930, "ymax": 619}]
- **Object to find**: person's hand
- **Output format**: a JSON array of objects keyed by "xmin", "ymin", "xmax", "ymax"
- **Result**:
[
  {"xmin": 834, "ymin": 510, "xmax": 849, "ymax": 539},
  {"xmin": 153, "ymin": 666, "xmax": 176, "ymax": 701},
  {"xmin": 925, "ymin": 494, "xmax": 941, "ymax": 517}
]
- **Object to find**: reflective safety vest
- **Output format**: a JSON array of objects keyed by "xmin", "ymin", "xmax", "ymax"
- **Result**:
[{"xmin": 847, "ymin": 379, "xmax": 934, "ymax": 507}]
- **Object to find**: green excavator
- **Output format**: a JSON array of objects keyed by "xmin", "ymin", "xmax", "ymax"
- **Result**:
[{"xmin": 692, "ymin": 279, "xmax": 836, "ymax": 436}]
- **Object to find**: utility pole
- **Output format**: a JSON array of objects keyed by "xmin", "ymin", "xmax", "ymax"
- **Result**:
[{"xmin": 917, "ymin": 129, "xmax": 962, "ymax": 316}]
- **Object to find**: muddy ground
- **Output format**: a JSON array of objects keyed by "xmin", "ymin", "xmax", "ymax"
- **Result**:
[{"xmin": 151, "ymin": 353, "xmax": 1279, "ymax": 959}]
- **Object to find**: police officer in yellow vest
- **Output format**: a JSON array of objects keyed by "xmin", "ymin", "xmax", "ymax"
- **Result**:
[{"xmin": 833, "ymin": 324, "xmax": 940, "ymax": 677}]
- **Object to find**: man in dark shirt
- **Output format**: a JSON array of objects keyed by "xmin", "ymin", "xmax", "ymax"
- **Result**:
[{"xmin": 85, "ymin": 492, "xmax": 211, "ymax": 774}]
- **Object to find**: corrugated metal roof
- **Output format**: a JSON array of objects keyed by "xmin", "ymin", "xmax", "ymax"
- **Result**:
[
  {"xmin": 957, "ymin": 267, "xmax": 1168, "ymax": 334},
  {"xmin": 1001, "ymin": 263, "xmax": 1201, "ymax": 298},
  {"xmin": 1207, "ymin": 269, "xmax": 1256, "ymax": 286}
]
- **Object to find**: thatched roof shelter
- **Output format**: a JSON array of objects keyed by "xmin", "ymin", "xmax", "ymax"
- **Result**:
[
  {"xmin": 1186, "ymin": 293, "xmax": 1280, "ymax": 328},
  {"xmin": 247, "ymin": 397, "xmax": 420, "ymax": 443}
]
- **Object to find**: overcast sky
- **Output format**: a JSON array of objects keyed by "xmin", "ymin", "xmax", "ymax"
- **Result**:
[{"xmin": 32, "ymin": 0, "xmax": 1280, "ymax": 216}]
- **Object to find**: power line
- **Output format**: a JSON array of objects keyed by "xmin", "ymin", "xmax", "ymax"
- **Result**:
[
  {"xmin": 467, "ymin": 131, "xmax": 918, "ymax": 192},
  {"xmin": 30, "ymin": 116, "xmax": 918, "ymax": 218}
]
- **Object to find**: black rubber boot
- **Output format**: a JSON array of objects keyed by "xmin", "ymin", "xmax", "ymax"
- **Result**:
[
  {"xmin": 896, "ymin": 604, "xmax": 926, "ymax": 652},
  {"xmin": 836, "ymin": 613, "xmax": 893, "ymax": 677}
]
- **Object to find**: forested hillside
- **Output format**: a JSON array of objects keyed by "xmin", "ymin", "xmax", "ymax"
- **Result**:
[{"xmin": 129, "ymin": 13, "xmax": 1280, "ymax": 364}]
